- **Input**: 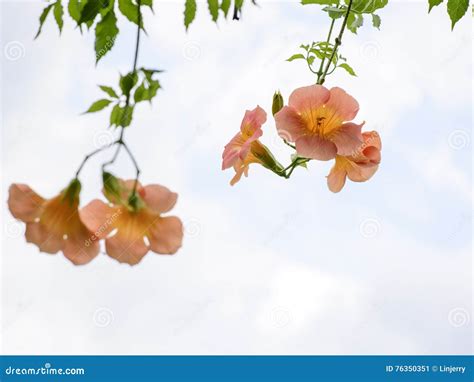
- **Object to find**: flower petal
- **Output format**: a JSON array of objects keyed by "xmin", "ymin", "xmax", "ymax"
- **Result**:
[
  {"xmin": 222, "ymin": 132, "xmax": 246, "ymax": 170},
  {"xmin": 63, "ymin": 226, "xmax": 100, "ymax": 265},
  {"xmin": 8, "ymin": 184, "xmax": 44, "ymax": 222},
  {"xmin": 79, "ymin": 200, "xmax": 119, "ymax": 240},
  {"xmin": 295, "ymin": 135, "xmax": 337, "ymax": 161},
  {"xmin": 105, "ymin": 232, "xmax": 149, "ymax": 265},
  {"xmin": 288, "ymin": 85, "xmax": 330, "ymax": 113},
  {"xmin": 327, "ymin": 159, "xmax": 348, "ymax": 193},
  {"xmin": 240, "ymin": 105, "xmax": 267, "ymax": 137},
  {"xmin": 362, "ymin": 131, "xmax": 382, "ymax": 151},
  {"xmin": 141, "ymin": 185, "xmax": 178, "ymax": 214},
  {"xmin": 331, "ymin": 122, "xmax": 364, "ymax": 156},
  {"xmin": 326, "ymin": 87, "xmax": 359, "ymax": 121},
  {"xmin": 147, "ymin": 216, "xmax": 183, "ymax": 255},
  {"xmin": 25, "ymin": 222, "xmax": 64, "ymax": 254},
  {"xmin": 274, "ymin": 106, "xmax": 306, "ymax": 142},
  {"xmin": 346, "ymin": 162, "xmax": 379, "ymax": 182}
]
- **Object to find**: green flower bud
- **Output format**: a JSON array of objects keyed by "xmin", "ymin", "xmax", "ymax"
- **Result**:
[
  {"xmin": 250, "ymin": 141, "xmax": 285, "ymax": 174},
  {"xmin": 62, "ymin": 178, "xmax": 82, "ymax": 206},
  {"xmin": 272, "ymin": 90, "xmax": 284, "ymax": 116},
  {"xmin": 102, "ymin": 171, "xmax": 122, "ymax": 203}
]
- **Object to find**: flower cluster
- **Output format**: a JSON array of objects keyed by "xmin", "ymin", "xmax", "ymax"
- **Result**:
[
  {"xmin": 8, "ymin": 176, "xmax": 183, "ymax": 266},
  {"xmin": 222, "ymin": 84, "xmax": 381, "ymax": 192}
]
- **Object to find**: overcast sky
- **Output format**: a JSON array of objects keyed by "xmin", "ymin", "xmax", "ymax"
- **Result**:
[{"xmin": 1, "ymin": 0, "xmax": 472, "ymax": 355}]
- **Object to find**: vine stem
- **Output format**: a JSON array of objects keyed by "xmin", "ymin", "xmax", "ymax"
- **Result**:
[
  {"xmin": 318, "ymin": 0, "xmax": 354, "ymax": 85},
  {"xmin": 77, "ymin": 1, "xmax": 143, "ymax": 196},
  {"xmin": 316, "ymin": 18, "xmax": 335, "ymax": 83}
]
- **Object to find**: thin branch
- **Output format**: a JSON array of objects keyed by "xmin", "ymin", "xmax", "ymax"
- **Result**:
[{"xmin": 318, "ymin": 0, "xmax": 354, "ymax": 85}]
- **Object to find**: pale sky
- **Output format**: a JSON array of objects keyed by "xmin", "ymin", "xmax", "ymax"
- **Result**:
[{"xmin": 1, "ymin": 0, "xmax": 472, "ymax": 354}]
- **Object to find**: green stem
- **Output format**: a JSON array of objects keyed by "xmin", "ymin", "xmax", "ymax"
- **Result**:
[
  {"xmin": 316, "ymin": 18, "xmax": 336, "ymax": 83},
  {"xmin": 318, "ymin": 0, "xmax": 353, "ymax": 85}
]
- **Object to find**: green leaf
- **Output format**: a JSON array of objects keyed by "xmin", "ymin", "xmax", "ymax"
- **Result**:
[
  {"xmin": 79, "ymin": 0, "xmax": 105, "ymax": 24},
  {"xmin": 184, "ymin": 0, "xmax": 197, "ymax": 30},
  {"xmin": 428, "ymin": 0, "xmax": 444, "ymax": 11},
  {"xmin": 120, "ymin": 72, "xmax": 139, "ymax": 97},
  {"xmin": 221, "ymin": 0, "xmax": 231, "ymax": 17},
  {"xmin": 118, "ymin": 105, "xmax": 134, "ymax": 127},
  {"xmin": 54, "ymin": 1, "xmax": 64, "ymax": 33},
  {"xmin": 302, "ymin": 0, "xmax": 339, "ymax": 5},
  {"xmin": 208, "ymin": 0, "xmax": 219, "ymax": 22},
  {"xmin": 287, "ymin": 53, "xmax": 306, "ymax": 62},
  {"xmin": 338, "ymin": 63, "xmax": 357, "ymax": 76},
  {"xmin": 35, "ymin": 4, "xmax": 54, "ymax": 39},
  {"xmin": 95, "ymin": 10, "xmax": 119, "ymax": 63},
  {"xmin": 109, "ymin": 104, "xmax": 134, "ymax": 127},
  {"xmin": 99, "ymin": 85, "xmax": 119, "ymax": 98},
  {"xmin": 84, "ymin": 99, "xmax": 113, "ymax": 113},
  {"xmin": 68, "ymin": 0, "xmax": 83, "ymax": 23},
  {"xmin": 349, "ymin": 0, "xmax": 388, "ymax": 13},
  {"xmin": 447, "ymin": 0, "xmax": 469, "ymax": 29},
  {"xmin": 118, "ymin": 0, "xmax": 142, "ymax": 26},
  {"xmin": 372, "ymin": 13, "xmax": 381, "ymax": 29},
  {"xmin": 109, "ymin": 104, "xmax": 121, "ymax": 126},
  {"xmin": 134, "ymin": 80, "xmax": 161, "ymax": 103},
  {"xmin": 323, "ymin": 5, "xmax": 346, "ymax": 18},
  {"xmin": 347, "ymin": 13, "xmax": 364, "ymax": 33}
]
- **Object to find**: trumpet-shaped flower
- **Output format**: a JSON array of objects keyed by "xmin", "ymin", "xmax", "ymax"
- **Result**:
[
  {"xmin": 80, "ymin": 178, "xmax": 183, "ymax": 266},
  {"xmin": 7, "ymin": 180, "xmax": 100, "ymax": 265},
  {"xmin": 327, "ymin": 131, "xmax": 382, "ymax": 193},
  {"xmin": 275, "ymin": 85, "xmax": 364, "ymax": 161},
  {"xmin": 222, "ymin": 106, "xmax": 283, "ymax": 185}
]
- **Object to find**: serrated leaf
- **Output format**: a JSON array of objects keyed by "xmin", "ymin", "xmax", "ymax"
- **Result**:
[
  {"xmin": 120, "ymin": 72, "xmax": 138, "ymax": 97},
  {"xmin": 428, "ymin": 0, "xmax": 444, "ymax": 11},
  {"xmin": 118, "ymin": 0, "xmax": 143, "ymax": 27},
  {"xmin": 99, "ymin": 85, "xmax": 119, "ymax": 98},
  {"xmin": 118, "ymin": 105, "xmax": 134, "ymax": 127},
  {"xmin": 372, "ymin": 13, "xmax": 381, "ymax": 29},
  {"xmin": 95, "ymin": 10, "xmax": 119, "ymax": 63},
  {"xmin": 54, "ymin": 1, "xmax": 64, "ymax": 33},
  {"xmin": 287, "ymin": 53, "xmax": 306, "ymax": 62},
  {"xmin": 84, "ymin": 99, "xmax": 113, "ymax": 113},
  {"xmin": 79, "ymin": 0, "xmax": 105, "ymax": 24},
  {"xmin": 447, "ymin": 0, "xmax": 468, "ymax": 29},
  {"xmin": 339, "ymin": 63, "xmax": 357, "ymax": 76},
  {"xmin": 347, "ymin": 13, "xmax": 364, "ymax": 34},
  {"xmin": 68, "ymin": 0, "xmax": 83, "ymax": 22},
  {"xmin": 208, "ymin": 0, "xmax": 219, "ymax": 22},
  {"xmin": 110, "ymin": 104, "xmax": 121, "ymax": 126},
  {"xmin": 35, "ymin": 4, "xmax": 54, "ymax": 39},
  {"xmin": 348, "ymin": 0, "xmax": 388, "ymax": 13},
  {"xmin": 221, "ymin": 0, "xmax": 231, "ymax": 17},
  {"xmin": 302, "ymin": 0, "xmax": 339, "ymax": 5},
  {"xmin": 184, "ymin": 0, "xmax": 197, "ymax": 30}
]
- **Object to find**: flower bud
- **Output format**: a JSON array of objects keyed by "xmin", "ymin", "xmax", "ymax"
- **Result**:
[
  {"xmin": 62, "ymin": 178, "xmax": 82, "ymax": 206},
  {"xmin": 272, "ymin": 91, "xmax": 284, "ymax": 116},
  {"xmin": 102, "ymin": 171, "xmax": 121, "ymax": 202},
  {"xmin": 250, "ymin": 141, "xmax": 284, "ymax": 174}
]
